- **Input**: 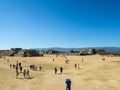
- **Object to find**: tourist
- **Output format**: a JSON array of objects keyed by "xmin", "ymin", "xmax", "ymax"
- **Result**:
[
  {"xmin": 23, "ymin": 69, "xmax": 26, "ymax": 79},
  {"xmin": 16, "ymin": 65, "xmax": 18, "ymax": 72},
  {"xmin": 16, "ymin": 67, "xmax": 19, "ymax": 79},
  {"xmin": 54, "ymin": 67, "xmax": 57, "ymax": 74},
  {"xmin": 78, "ymin": 64, "xmax": 80, "ymax": 69},
  {"xmin": 16, "ymin": 63, "xmax": 18, "ymax": 69},
  {"xmin": 65, "ymin": 79, "xmax": 71, "ymax": 90},
  {"xmin": 10, "ymin": 64, "xmax": 12, "ymax": 68},
  {"xmin": 74, "ymin": 64, "xmax": 77, "ymax": 69},
  {"xmin": 20, "ymin": 66, "xmax": 23, "ymax": 73},
  {"xmin": 39, "ymin": 66, "xmax": 42, "ymax": 71},
  {"xmin": 60, "ymin": 67, "xmax": 63, "ymax": 74},
  {"xmin": 13, "ymin": 64, "xmax": 16, "ymax": 69},
  {"xmin": 26, "ymin": 69, "xmax": 30, "ymax": 79},
  {"xmin": 53, "ymin": 58, "xmax": 54, "ymax": 62},
  {"xmin": 18, "ymin": 62, "xmax": 21, "ymax": 67}
]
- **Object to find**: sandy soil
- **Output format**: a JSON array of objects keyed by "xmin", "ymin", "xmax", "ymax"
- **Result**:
[{"xmin": 0, "ymin": 55, "xmax": 120, "ymax": 90}]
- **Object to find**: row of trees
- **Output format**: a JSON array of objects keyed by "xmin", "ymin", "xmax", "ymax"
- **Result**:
[{"xmin": 96, "ymin": 49, "xmax": 120, "ymax": 56}]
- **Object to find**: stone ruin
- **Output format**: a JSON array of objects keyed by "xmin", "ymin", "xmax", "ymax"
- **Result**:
[
  {"xmin": 0, "ymin": 48, "xmax": 43, "ymax": 57},
  {"xmin": 79, "ymin": 48, "xmax": 96, "ymax": 55}
]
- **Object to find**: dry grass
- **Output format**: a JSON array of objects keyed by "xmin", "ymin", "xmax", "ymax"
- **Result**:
[{"xmin": 0, "ymin": 55, "xmax": 120, "ymax": 90}]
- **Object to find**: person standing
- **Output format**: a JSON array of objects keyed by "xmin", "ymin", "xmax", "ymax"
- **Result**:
[
  {"xmin": 16, "ymin": 65, "xmax": 18, "ymax": 72},
  {"xmin": 20, "ymin": 66, "xmax": 23, "ymax": 73},
  {"xmin": 65, "ymin": 79, "xmax": 71, "ymax": 90},
  {"xmin": 60, "ymin": 67, "xmax": 63, "ymax": 74},
  {"xmin": 53, "ymin": 58, "xmax": 54, "ymax": 62},
  {"xmin": 39, "ymin": 66, "xmax": 42, "ymax": 71},
  {"xmin": 16, "ymin": 67, "xmax": 19, "ymax": 79},
  {"xmin": 23, "ymin": 69, "xmax": 26, "ymax": 79},
  {"xmin": 74, "ymin": 64, "xmax": 77, "ymax": 69},
  {"xmin": 16, "ymin": 63, "xmax": 18, "ymax": 69},
  {"xmin": 78, "ymin": 64, "xmax": 80, "ymax": 69},
  {"xmin": 13, "ymin": 64, "xmax": 15, "ymax": 69},
  {"xmin": 54, "ymin": 67, "xmax": 57, "ymax": 74},
  {"xmin": 26, "ymin": 69, "xmax": 30, "ymax": 79},
  {"xmin": 16, "ymin": 70, "xmax": 19, "ymax": 79},
  {"xmin": 10, "ymin": 64, "xmax": 12, "ymax": 68}
]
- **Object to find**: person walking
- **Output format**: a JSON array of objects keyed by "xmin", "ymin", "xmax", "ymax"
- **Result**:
[
  {"xmin": 53, "ymin": 58, "xmax": 54, "ymax": 62},
  {"xmin": 26, "ymin": 69, "xmax": 30, "ymax": 79},
  {"xmin": 13, "ymin": 64, "xmax": 15, "ymax": 69},
  {"xmin": 16, "ymin": 61, "xmax": 19, "ymax": 68},
  {"xmin": 78, "ymin": 64, "xmax": 80, "ymax": 69},
  {"xmin": 23, "ymin": 69, "xmax": 26, "ymax": 79},
  {"xmin": 74, "ymin": 64, "xmax": 77, "ymax": 69},
  {"xmin": 16, "ymin": 67, "xmax": 19, "ymax": 79},
  {"xmin": 65, "ymin": 79, "xmax": 71, "ymax": 90},
  {"xmin": 39, "ymin": 66, "xmax": 42, "ymax": 71},
  {"xmin": 20, "ymin": 66, "xmax": 23, "ymax": 73},
  {"xmin": 10, "ymin": 64, "xmax": 12, "ymax": 68},
  {"xmin": 16, "ymin": 70, "xmax": 19, "ymax": 79},
  {"xmin": 54, "ymin": 67, "xmax": 57, "ymax": 74},
  {"xmin": 60, "ymin": 67, "xmax": 63, "ymax": 74}
]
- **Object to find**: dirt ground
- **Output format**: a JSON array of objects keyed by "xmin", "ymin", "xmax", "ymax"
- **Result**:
[{"xmin": 0, "ymin": 55, "xmax": 120, "ymax": 90}]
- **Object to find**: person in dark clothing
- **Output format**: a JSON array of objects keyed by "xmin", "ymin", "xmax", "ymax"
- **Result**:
[
  {"xmin": 23, "ymin": 69, "xmax": 26, "ymax": 79},
  {"xmin": 16, "ymin": 60, "xmax": 19, "ymax": 67},
  {"xmin": 54, "ymin": 67, "xmax": 57, "ymax": 74},
  {"xmin": 74, "ymin": 64, "xmax": 77, "ymax": 69},
  {"xmin": 60, "ymin": 67, "xmax": 63, "ymax": 74},
  {"xmin": 16, "ymin": 66, "xmax": 19, "ymax": 79},
  {"xmin": 65, "ymin": 79, "xmax": 71, "ymax": 90},
  {"xmin": 18, "ymin": 62, "xmax": 21, "ymax": 67},
  {"xmin": 20, "ymin": 66, "xmax": 23, "ymax": 73},
  {"xmin": 13, "ymin": 64, "xmax": 16, "ymax": 69},
  {"xmin": 10, "ymin": 64, "xmax": 12, "ymax": 68},
  {"xmin": 16, "ymin": 66, "xmax": 18, "ymax": 72},
  {"xmin": 39, "ymin": 66, "xmax": 42, "ymax": 71},
  {"xmin": 26, "ymin": 69, "xmax": 30, "ymax": 79},
  {"xmin": 53, "ymin": 58, "xmax": 54, "ymax": 62},
  {"xmin": 16, "ymin": 70, "xmax": 19, "ymax": 79}
]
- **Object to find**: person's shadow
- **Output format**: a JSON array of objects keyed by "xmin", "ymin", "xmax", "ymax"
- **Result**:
[
  {"xmin": 27, "ymin": 77, "xmax": 34, "ymax": 79},
  {"xmin": 18, "ymin": 77, "xmax": 34, "ymax": 80}
]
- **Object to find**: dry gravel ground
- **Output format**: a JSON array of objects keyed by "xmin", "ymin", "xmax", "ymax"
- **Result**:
[{"xmin": 0, "ymin": 55, "xmax": 120, "ymax": 90}]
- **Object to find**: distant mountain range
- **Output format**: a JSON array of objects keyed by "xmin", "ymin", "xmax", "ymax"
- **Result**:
[{"xmin": 33, "ymin": 47, "xmax": 120, "ymax": 52}]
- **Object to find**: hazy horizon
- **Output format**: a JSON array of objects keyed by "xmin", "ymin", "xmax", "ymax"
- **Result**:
[{"xmin": 1, "ymin": 46, "xmax": 120, "ymax": 50}]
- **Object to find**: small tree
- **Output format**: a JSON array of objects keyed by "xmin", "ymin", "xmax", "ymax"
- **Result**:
[
  {"xmin": 97, "ymin": 49, "xmax": 106, "ymax": 55},
  {"xmin": 69, "ymin": 49, "xmax": 75, "ymax": 53}
]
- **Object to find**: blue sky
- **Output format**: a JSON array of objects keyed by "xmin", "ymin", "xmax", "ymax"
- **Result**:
[{"xmin": 0, "ymin": 0, "xmax": 120, "ymax": 49}]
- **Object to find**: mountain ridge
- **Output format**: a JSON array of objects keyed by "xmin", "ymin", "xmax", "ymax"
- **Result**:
[{"xmin": 32, "ymin": 47, "xmax": 120, "ymax": 52}]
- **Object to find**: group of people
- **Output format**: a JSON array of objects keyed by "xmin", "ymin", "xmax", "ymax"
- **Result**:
[
  {"xmin": 23, "ymin": 69, "xmax": 30, "ymax": 79},
  {"xmin": 9, "ymin": 60, "xmax": 30, "ymax": 79},
  {"xmin": 30, "ymin": 64, "xmax": 43, "ymax": 71},
  {"xmin": 54, "ymin": 67, "xmax": 63, "ymax": 74},
  {"xmin": 4, "ymin": 56, "xmax": 73, "ymax": 89}
]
